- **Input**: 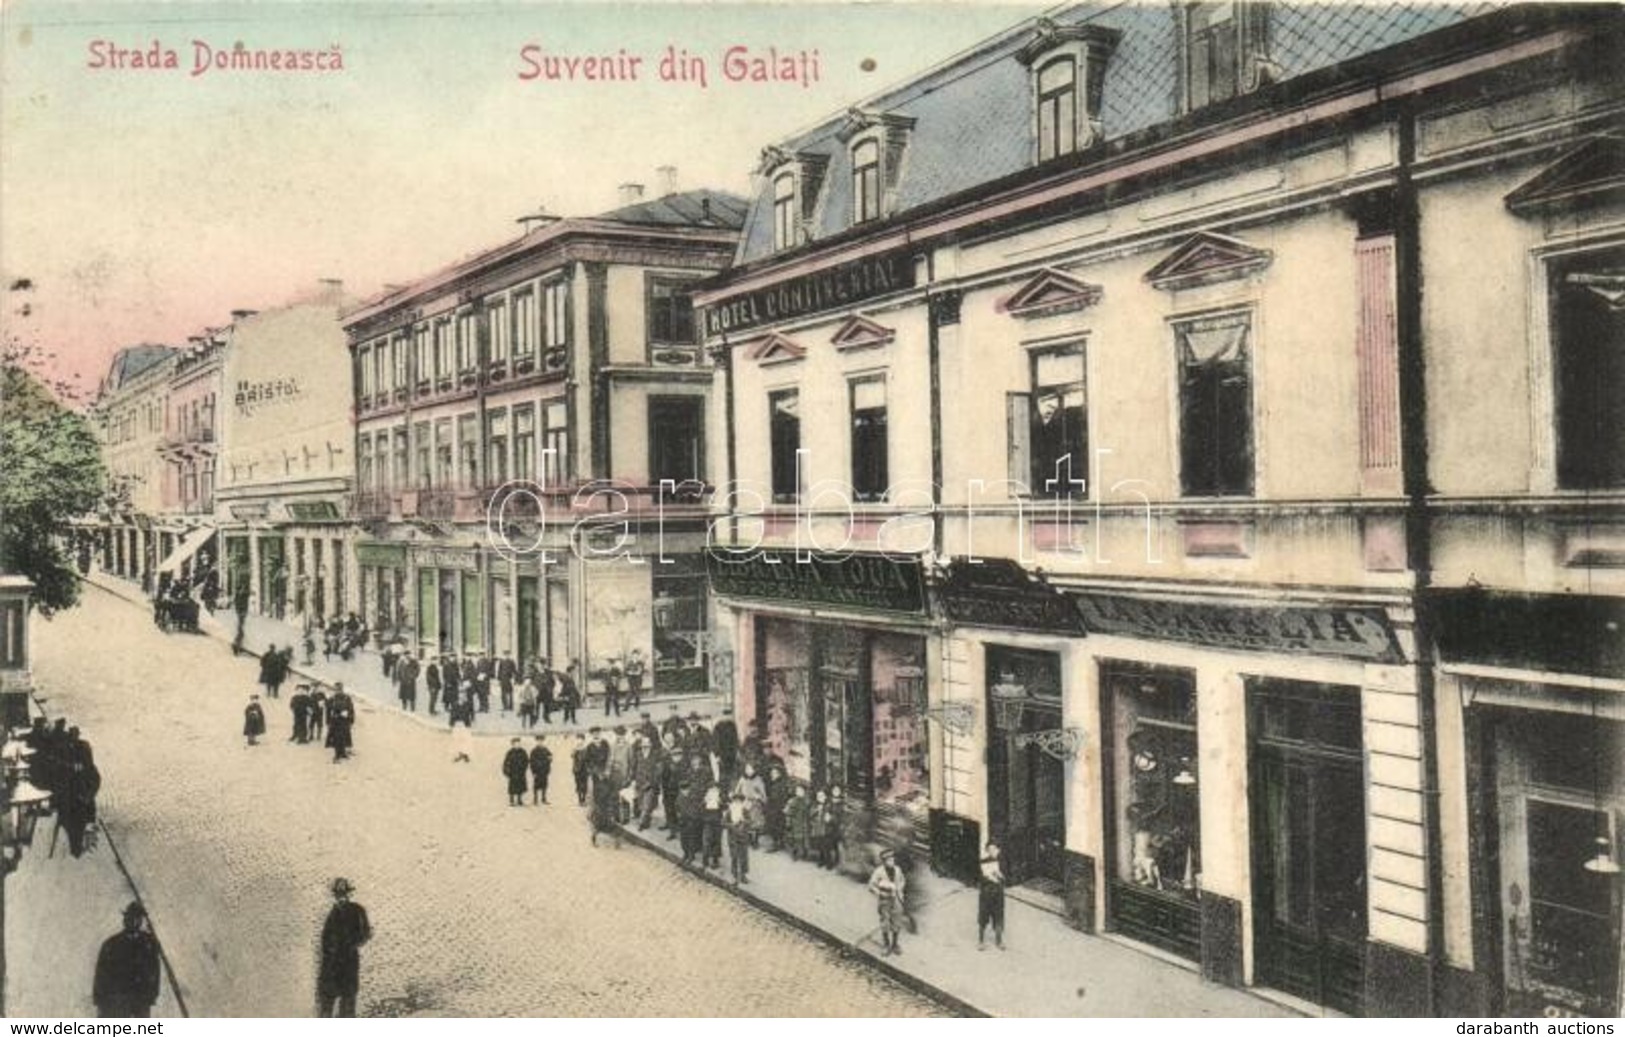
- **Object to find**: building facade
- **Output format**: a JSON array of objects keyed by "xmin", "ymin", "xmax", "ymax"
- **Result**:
[
  {"xmin": 344, "ymin": 187, "xmax": 743, "ymax": 683},
  {"xmin": 700, "ymin": 2, "xmax": 1624, "ymax": 1017},
  {"xmin": 213, "ymin": 280, "xmax": 357, "ymax": 624},
  {"xmin": 87, "ymin": 345, "xmax": 176, "ymax": 588}
]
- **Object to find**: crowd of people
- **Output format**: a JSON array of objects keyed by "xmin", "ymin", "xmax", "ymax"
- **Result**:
[
  {"xmin": 18, "ymin": 715, "xmax": 102, "ymax": 858},
  {"xmin": 243, "ymin": 680, "xmax": 358, "ymax": 762},
  {"xmin": 383, "ymin": 650, "xmax": 586, "ymax": 729}
]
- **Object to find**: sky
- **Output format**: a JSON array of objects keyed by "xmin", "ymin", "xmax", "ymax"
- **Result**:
[{"xmin": 0, "ymin": 0, "xmax": 1049, "ymax": 402}]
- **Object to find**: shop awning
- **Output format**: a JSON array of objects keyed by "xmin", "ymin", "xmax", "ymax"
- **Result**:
[{"xmin": 156, "ymin": 526, "xmax": 216, "ymax": 575}]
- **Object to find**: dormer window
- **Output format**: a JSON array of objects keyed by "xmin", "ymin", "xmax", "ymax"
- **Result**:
[
  {"xmin": 837, "ymin": 109, "xmax": 914, "ymax": 227},
  {"xmin": 853, "ymin": 139, "xmax": 881, "ymax": 224},
  {"xmin": 773, "ymin": 171, "xmax": 797, "ymax": 251},
  {"xmin": 1036, "ymin": 58, "xmax": 1077, "ymax": 162},
  {"xmin": 1181, "ymin": 2, "xmax": 1276, "ymax": 111},
  {"xmin": 1016, "ymin": 19, "xmax": 1121, "ymax": 165}
]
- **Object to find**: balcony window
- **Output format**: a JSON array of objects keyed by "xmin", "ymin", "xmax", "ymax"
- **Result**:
[
  {"xmin": 415, "ymin": 422, "xmax": 432, "ymax": 489},
  {"xmin": 488, "ymin": 298, "xmax": 510, "ymax": 367},
  {"xmin": 457, "ymin": 311, "xmax": 479, "ymax": 374},
  {"xmin": 542, "ymin": 280, "xmax": 568, "ymax": 349},
  {"xmin": 487, "ymin": 408, "xmax": 510, "ymax": 488},
  {"xmin": 649, "ymin": 395, "xmax": 705, "ymax": 490},
  {"xmin": 542, "ymin": 399, "xmax": 568, "ymax": 489},
  {"xmin": 434, "ymin": 419, "xmax": 453, "ymax": 488},
  {"xmin": 514, "ymin": 404, "xmax": 536, "ymax": 482},
  {"xmin": 458, "ymin": 414, "xmax": 479, "ymax": 488},
  {"xmin": 394, "ymin": 428, "xmax": 409, "ymax": 494},
  {"xmin": 414, "ymin": 325, "xmax": 432, "ymax": 388},
  {"xmin": 512, "ymin": 289, "xmax": 537, "ymax": 360},
  {"xmin": 434, "ymin": 320, "xmax": 454, "ymax": 383}
]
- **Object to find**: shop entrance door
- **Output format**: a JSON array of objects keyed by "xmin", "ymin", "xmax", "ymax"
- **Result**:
[
  {"xmin": 986, "ymin": 646, "xmax": 1066, "ymax": 888},
  {"xmin": 1249, "ymin": 681, "xmax": 1367, "ymax": 1016},
  {"xmin": 1492, "ymin": 711, "xmax": 1622, "ymax": 1018},
  {"xmin": 437, "ymin": 572, "xmax": 458, "ymax": 655}
]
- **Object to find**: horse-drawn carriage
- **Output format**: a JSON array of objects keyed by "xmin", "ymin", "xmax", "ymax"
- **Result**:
[{"xmin": 154, "ymin": 590, "xmax": 201, "ymax": 633}]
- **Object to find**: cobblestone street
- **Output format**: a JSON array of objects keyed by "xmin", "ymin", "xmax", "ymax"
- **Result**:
[{"xmin": 17, "ymin": 584, "xmax": 942, "ymax": 1017}]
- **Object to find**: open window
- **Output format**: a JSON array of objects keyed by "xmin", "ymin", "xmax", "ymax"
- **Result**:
[
  {"xmin": 1009, "ymin": 345, "xmax": 1088, "ymax": 498},
  {"xmin": 1175, "ymin": 312, "xmax": 1254, "ymax": 498}
]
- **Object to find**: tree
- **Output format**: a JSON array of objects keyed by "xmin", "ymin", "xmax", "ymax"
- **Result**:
[{"xmin": 1, "ymin": 361, "xmax": 104, "ymax": 614}]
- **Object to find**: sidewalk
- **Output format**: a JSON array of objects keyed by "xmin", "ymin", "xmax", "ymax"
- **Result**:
[
  {"xmin": 6, "ymin": 699, "xmax": 185, "ymax": 1018},
  {"xmin": 616, "ymin": 824, "xmax": 1299, "ymax": 1018},
  {"xmin": 87, "ymin": 571, "xmax": 725, "ymax": 739}
]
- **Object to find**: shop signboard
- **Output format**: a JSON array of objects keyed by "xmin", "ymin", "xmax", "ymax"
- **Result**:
[
  {"xmin": 936, "ymin": 558, "xmax": 1084, "ymax": 635},
  {"xmin": 1073, "ymin": 593, "xmax": 1404, "ymax": 664},
  {"xmin": 706, "ymin": 548, "xmax": 926, "ymax": 615},
  {"xmin": 701, "ymin": 248, "xmax": 917, "ymax": 337},
  {"xmin": 356, "ymin": 543, "xmax": 408, "ymax": 569}
]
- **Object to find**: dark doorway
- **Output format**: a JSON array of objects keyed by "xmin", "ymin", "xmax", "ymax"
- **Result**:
[
  {"xmin": 985, "ymin": 646, "xmax": 1066, "ymax": 887},
  {"xmin": 1249, "ymin": 680, "xmax": 1367, "ymax": 1015}
]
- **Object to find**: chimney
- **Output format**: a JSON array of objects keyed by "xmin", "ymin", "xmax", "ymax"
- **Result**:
[
  {"xmin": 617, "ymin": 182, "xmax": 645, "ymax": 206},
  {"xmin": 230, "ymin": 309, "xmax": 258, "ymax": 322},
  {"xmin": 700, "ymin": 197, "xmax": 713, "ymax": 224},
  {"xmin": 517, "ymin": 206, "xmax": 560, "ymax": 234},
  {"xmin": 657, "ymin": 165, "xmax": 678, "ymax": 197}
]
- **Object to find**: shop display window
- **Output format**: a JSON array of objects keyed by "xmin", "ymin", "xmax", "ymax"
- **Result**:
[{"xmin": 1109, "ymin": 667, "xmax": 1200, "ymax": 900}]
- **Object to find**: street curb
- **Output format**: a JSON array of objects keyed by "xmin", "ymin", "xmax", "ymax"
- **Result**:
[{"xmin": 615, "ymin": 825, "xmax": 988, "ymax": 1019}]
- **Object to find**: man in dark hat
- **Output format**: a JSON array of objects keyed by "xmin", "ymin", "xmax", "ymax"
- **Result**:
[
  {"xmin": 497, "ymin": 652, "xmax": 517, "ymax": 713},
  {"xmin": 93, "ymin": 902, "xmax": 162, "ymax": 1017},
  {"xmin": 326, "ymin": 683, "xmax": 356, "ymax": 762},
  {"xmin": 396, "ymin": 650, "xmax": 420, "ymax": 713},
  {"xmin": 290, "ymin": 685, "xmax": 313, "ymax": 744},
  {"xmin": 559, "ymin": 662, "xmax": 581, "ymax": 725},
  {"xmin": 317, "ymin": 878, "xmax": 371, "ymax": 1017}
]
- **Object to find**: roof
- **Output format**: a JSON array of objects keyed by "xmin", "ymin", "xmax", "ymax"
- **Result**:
[
  {"xmin": 596, "ymin": 188, "xmax": 748, "ymax": 229},
  {"xmin": 736, "ymin": 1, "xmax": 1502, "ymax": 264},
  {"xmin": 103, "ymin": 344, "xmax": 176, "ymax": 391},
  {"xmin": 345, "ymin": 188, "xmax": 746, "ymax": 327}
]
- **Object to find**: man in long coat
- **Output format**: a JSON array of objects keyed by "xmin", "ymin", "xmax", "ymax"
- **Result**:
[
  {"xmin": 528, "ymin": 736, "xmax": 552, "ymax": 805},
  {"xmin": 425, "ymin": 655, "xmax": 442, "ymax": 716},
  {"xmin": 317, "ymin": 878, "xmax": 371, "ymax": 1017},
  {"xmin": 290, "ymin": 686, "xmax": 312, "ymax": 744},
  {"xmin": 396, "ymin": 653, "xmax": 419, "ymax": 712},
  {"xmin": 501, "ymin": 738, "xmax": 529, "ymax": 806},
  {"xmin": 243, "ymin": 694, "xmax": 266, "ymax": 747},
  {"xmin": 93, "ymin": 902, "xmax": 161, "ymax": 1017},
  {"xmin": 326, "ymin": 684, "xmax": 356, "ymax": 762},
  {"xmin": 497, "ymin": 652, "xmax": 517, "ymax": 713}
]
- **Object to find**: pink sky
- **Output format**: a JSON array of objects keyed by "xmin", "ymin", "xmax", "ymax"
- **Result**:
[{"xmin": 0, "ymin": 1, "xmax": 1043, "ymax": 404}]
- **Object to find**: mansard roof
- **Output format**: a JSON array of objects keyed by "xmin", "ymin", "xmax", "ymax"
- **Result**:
[{"xmin": 734, "ymin": 1, "xmax": 1519, "ymax": 266}]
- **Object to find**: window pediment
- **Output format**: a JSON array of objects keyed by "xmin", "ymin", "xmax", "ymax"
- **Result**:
[
  {"xmin": 1001, "ymin": 268, "xmax": 1104, "ymax": 319},
  {"xmin": 830, "ymin": 314, "xmax": 896, "ymax": 350},
  {"xmin": 746, "ymin": 332, "xmax": 806, "ymax": 365},
  {"xmin": 1505, "ymin": 138, "xmax": 1625, "ymax": 217},
  {"xmin": 1145, "ymin": 232, "xmax": 1273, "ymax": 292}
]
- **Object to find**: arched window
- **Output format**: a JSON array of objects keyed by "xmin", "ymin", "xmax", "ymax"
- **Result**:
[
  {"xmin": 1036, "ymin": 57, "xmax": 1077, "ymax": 161},
  {"xmin": 852, "ymin": 138, "xmax": 881, "ymax": 223}
]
